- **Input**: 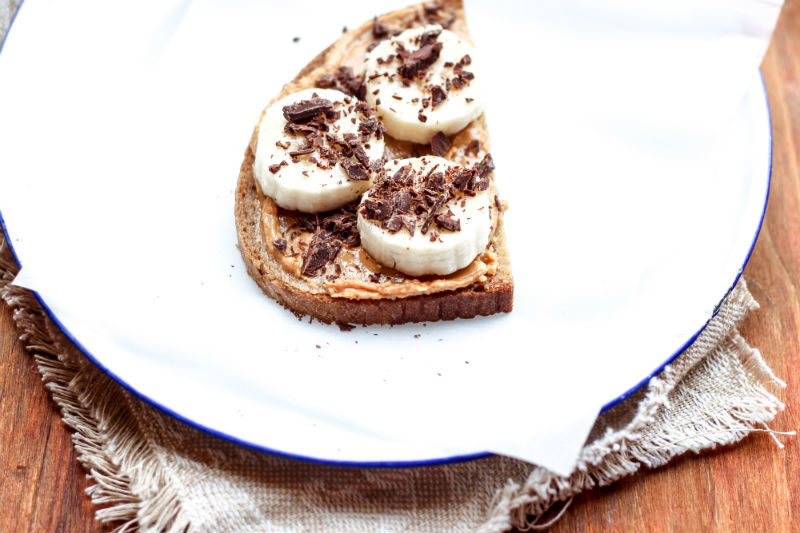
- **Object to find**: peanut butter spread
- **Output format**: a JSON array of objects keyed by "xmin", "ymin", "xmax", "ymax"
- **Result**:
[{"xmin": 252, "ymin": 3, "xmax": 502, "ymax": 300}]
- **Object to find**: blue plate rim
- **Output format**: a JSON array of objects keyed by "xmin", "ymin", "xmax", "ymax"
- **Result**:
[{"xmin": 0, "ymin": 4, "xmax": 773, "ymax": 468}]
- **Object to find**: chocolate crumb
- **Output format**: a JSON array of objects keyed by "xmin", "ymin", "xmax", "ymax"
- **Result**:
[
  {"xmin": 430, "ymin": 132, "xmax": 451, "ymax": 156},
  {"xmin": 337, "ymin": 322, "xmax": 357, "ymax": 332},
  {"xmin": 292, "ymin": 36, "xmax": 300, "ymax": 43},
  {"xmin": 414, "ymin": 334, "xmax": 421, "ymax": 338},
  {"xmin": 418, "ymin": 111, "xmax": 428, "ymax": 122}
]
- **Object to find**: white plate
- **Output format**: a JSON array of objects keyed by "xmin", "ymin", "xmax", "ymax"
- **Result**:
[{"xmin": 0, "ymin": 1, "xmax": 773, "ymax": 471}]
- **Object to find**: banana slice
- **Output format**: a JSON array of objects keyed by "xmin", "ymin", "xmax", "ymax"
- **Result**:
[
  {"xmin": 363, "ymin": 25, "xmax": 484, "ymax": 144},
  {"xmin": 357, "ymin": 156, "xmax": 494, "ymax": 276},
  {"xmin": 253, "ymin": 88, "xmax": 386, "ymax": 213}
]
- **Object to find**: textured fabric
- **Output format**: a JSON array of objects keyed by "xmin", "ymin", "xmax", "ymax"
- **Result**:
[{"xmin": 0, "ymin": 3, "xmax": 789, "ymax": 531}]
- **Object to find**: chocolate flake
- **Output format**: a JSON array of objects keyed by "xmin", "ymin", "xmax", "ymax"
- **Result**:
[
  {"xmin": 341, "ymin": 159, "xmax": 369, "ymax": 181},
  {"xmin": 268, "ymin": 161, "xmax": 287, "ymax": 174},
  {"xmin": 476, "ymin": 153, "xmax": 495, "ymax": 179},
  {"xmin": 430, "ymin": 132, "xmax": 451, "ymax": 156},
  {"xmin": 372, "ymin": 17, "xmax": 389, "ymax": 38},
  {"xmin": 283, "ymin": 98, "xmax": 333, "ymax": 123},
  {"xmin": 451, "ymin": 168, "xmax": 474, "ymax": 189},
  {"xmin": 315, "ymin": 66, "xmax": 365, "ymax": 99},
  {"xmin": 272, "ymin": 238, "xmax": 288, "ymax": 253},
  {"xmin": 301, "ymin": 230, "xmax": 342, "ymax": 276},
  {"xmin": 288, "ymin": 148, "xmax": 315, "ymax": 157},
  {"xmin": 434, "ymin": 211, "xmax": 461, "ymax": 232},
  {"xmin": 363, "ymin": 198, "xmax": 393, "ymax": 220},
  {"xmin": 398, "ymin": 29, "xmax": 443, "ymax": 80},
  {"xmin": 418, "ymin": 111, "xmax": 428, "ymax": 122},
  {"xmin": 430, "ymin": 85, "xmax": 446, "ymax": 108}
]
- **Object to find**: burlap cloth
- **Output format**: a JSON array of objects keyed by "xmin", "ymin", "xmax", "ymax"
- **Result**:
[{"xmin": 0, "ymin": 4, "xmax": 791, "ymax": 532}]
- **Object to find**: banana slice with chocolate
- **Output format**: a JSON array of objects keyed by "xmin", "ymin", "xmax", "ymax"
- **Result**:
[
  {"xmin": 363, "ymin": 25, "xmax": 483, "ymax": 144},
  {"xmin": 253, "ymin": 88, "xmax": 386, "ymax": 213},
  {"xmin": 357, "ymin": 155, "xmax": 495, "ymax": 276}
]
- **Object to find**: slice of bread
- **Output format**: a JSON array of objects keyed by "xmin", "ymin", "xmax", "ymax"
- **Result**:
[{"xmin": 235, "ymin": 0, "xmax": 513, "ymax": 325}]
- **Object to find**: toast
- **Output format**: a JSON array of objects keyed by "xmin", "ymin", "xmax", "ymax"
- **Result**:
[{"xmin": 235, "ymin": 0, "xmax": 513, "ymax": 325}]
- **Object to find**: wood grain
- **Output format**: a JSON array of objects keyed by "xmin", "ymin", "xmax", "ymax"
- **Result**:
[{"xmin": 1, "ymin": 3, "xmax": 798, "ymax": 532}]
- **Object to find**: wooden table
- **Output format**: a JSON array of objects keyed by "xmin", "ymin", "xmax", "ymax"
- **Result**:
[{"xmin": 1, "ymin": 4, "xmax": 798, "ymax": 532}]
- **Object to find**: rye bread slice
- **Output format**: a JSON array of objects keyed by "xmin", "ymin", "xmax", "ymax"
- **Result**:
[{"xmin": 234, "ymin": 0, "xmax": 513, "ymax": 325}]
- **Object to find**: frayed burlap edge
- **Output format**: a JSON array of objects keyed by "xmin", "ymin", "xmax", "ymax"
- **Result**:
[
  {"xmin": 483, "ymin": 285, "xmax": 789, "ymax": 532},
  {"xmin": 0, "ymin": 229, "xmax": 790, "ymax": 533}
]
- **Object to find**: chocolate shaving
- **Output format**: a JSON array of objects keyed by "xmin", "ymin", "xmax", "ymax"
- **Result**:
[
  {"xmin": 314, "ymin": 66, "xmax": 364, "ymax": 99},
  {"xmin": 272, "ymin": 238, "xmax": 288, "ymax": 253},
  {"xmin": 301, "ymin": 230, "xmax": 342, "ymax": 276},
  {"xmin": 351, "ymin": 143, "xmax": 371, "ymax": 169},
  {"xmin": 392, "ymin": 164, "xmax": 411, "ymax": 184},
  {"xmin": 288, "ymin": 148, "xmax": 315, "ymax": 157},
  {"xmin": 430, "ymin": 85, "xmax": 446, "ymax": 108},
  {"xmin": 434, "ymin": 211, "xmax": 461, "ymax": 232},
  {"xmin": 268, "ymin": 161, "xmax": 287, "ymax": 174},
  {"xmin": 384, "ymin": 213, "xmax": 416, "ymax": 235},
  {"xmin": 341, "ymin": 159, "xmax": 369, "ymax": 181},
  {"xmin": 451, "ymin": 76, "xmax": 466, "ymax": 89},
  {"xmin": 358, "ymin": 117, "xmax": 378, "ymax": 135},
  {"xmin": 370, "ymin": 158, "xmax": 385, "ymax": 173},
  {"xmin": 398, "ymin": 29, "xmax": 443, "ymax": 79},
  {"xmin": 283, "ymin": 98, "xmax": 333, "ymax": 123},
  {"xmin": 363, "ymin": 198, "xmax": 393, "ymax": 220},
  {"xmin": 476, "ymin": 153, "xmax": 495, "ymax": 179},
  {"xmin": 372, "ymin": 17, "xmax": 389, "ymax": 38},
  {"xmin": 430, "ymin": 132, "xmax": 451, "ymax": 156},
  {"xmin": 451, "ymin": 168, "xmax": 474, "ymax": 189},
  {"xmin": 421, "ymin": 193, "xmax": 449, "ymax": 234}
]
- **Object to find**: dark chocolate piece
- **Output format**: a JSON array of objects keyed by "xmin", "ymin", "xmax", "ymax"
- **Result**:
[
  {"xmin": 430, "ymin": 132, "xmax": 451, "ymax": 156},
  {"xmin": 272, "ymin": 238, "xmax": 288, "ymax": 253},
  {"xmin": 398, "ymin": 29, "xmax": 443, "ymax": 79},
  {"xmin": 434, "ymin": 212, "xmax": 461, "ymax": 232},
  {"xmin": 341, "ymin": 159, "xmax": 369, "ymax": 181},
  {"xmin": 288, "ymin": 148, "xmax": 315, "ymax": 157},
  {"xmin": 430, "ymin": 85, "xmax": 446, "ymax": 108},
  {"xmin": 363, "ymin": 198, "xmax": 393, "ymax": 220},
  {"xmin": 301, "ymin": 230, "xmax": 342, "ymax": 276},
  {"xmin": 282, "ymin": 98, "xmax": 333, "ymax": 123},
  {"xmin": 372, "ymin": 17, "xmax": 389, "ymax": 38}
]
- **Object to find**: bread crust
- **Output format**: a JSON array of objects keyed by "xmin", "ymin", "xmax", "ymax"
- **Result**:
[{"xmin": 234, "ymin": 0, "xmax": 513, "ymax": 325}]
